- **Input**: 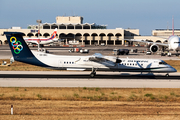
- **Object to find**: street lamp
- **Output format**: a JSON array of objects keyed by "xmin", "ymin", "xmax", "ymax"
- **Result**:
[{"xmin": 36, "ymin": 20, "xmax": 42, "ymax": 51}]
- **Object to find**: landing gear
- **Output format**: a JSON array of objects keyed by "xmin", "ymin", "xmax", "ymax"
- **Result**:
[
  {"xmin": 90, "ymin": 72, "xmax": 96, "ymax": 78},
  {"xmin": 176, "ymin": 50, "xmax": 179, "ymax": 56},
  {"xmin": 90, "ymin": 67, "xmax": 97, "ymax": 78},
  {"xmin": 165, "ymin": 73, "xmax": 169, "ymax": 77}
]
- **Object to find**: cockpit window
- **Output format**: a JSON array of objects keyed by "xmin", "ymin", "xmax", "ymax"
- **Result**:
[
  {"xmin": 89, "ymin": 57, "xmax": 108, "ymax": 62},
  {"xmin": 159, "ymin": 61, "xmax": 167, "ymax": 65}
]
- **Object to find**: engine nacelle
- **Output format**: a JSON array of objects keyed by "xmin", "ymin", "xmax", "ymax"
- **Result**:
[{"xmin": 150, "ymin": 44, "xmax": 159, "ymax": 53}]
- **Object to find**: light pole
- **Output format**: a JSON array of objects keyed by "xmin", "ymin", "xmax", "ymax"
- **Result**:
[{"xmin": 36, "ymin": 20, "xmax": 42, "ymax": 51}]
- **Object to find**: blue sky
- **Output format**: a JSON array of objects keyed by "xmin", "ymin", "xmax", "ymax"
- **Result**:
[{"xmin": 0, "ymin": 0, "xmax": 180, "ymax": 35}]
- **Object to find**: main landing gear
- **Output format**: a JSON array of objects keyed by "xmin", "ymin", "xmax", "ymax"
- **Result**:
[
  {"xmin": 90, "ymin": 71, "xmax": 96, "ymax": 78},
  {"xmin": 90, "ymin": 67, "xmax": 97, "ymax": 78}
]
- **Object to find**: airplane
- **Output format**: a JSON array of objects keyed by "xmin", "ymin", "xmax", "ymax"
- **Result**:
[
  {"xmin": 124, "ymin": 17, "xmax": 180, "ymax": 53},
  {"xmin": 4, "ymin": 31, "xmax": 176, "ymax": 77},
  {"xmin": 24, "ymin": 28, "xmax": 58, "ymax": 45}
]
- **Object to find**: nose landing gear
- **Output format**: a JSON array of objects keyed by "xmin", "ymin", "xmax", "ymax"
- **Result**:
[{"xmin": 165, "ymin": 73, "xmax": 169, "ymax": 77}]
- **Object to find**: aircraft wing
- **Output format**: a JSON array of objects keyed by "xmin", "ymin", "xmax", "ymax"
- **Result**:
[
  {"xmin": 124, "ymin": 39, "xmax": 169, "ymax": 47},
  {"xmin": 88, "ymin": 53, "xmax": 121, "ymax": 67},
  {"xmin": 92, "ymin": 53, "xmax": 104, "ymax": 58},
  {"xmin": 89, "ymin": 53, "xmax": 105, "ymax": 62}
]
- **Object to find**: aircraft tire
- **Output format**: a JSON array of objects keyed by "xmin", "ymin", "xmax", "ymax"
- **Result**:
[
  {"xmin": 90, "ymin": 72, "xmax": 96, "ymax": 78},
  {"xmin": 165, "ymin": 73, "xmax": 169, "ymax": 77}
]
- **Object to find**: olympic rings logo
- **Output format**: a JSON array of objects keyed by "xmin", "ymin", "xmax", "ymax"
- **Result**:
[{"xmin": 10, "ymin": 37, "xmax": 23, "ymax": 54}]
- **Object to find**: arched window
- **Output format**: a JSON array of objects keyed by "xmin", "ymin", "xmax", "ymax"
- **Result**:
[
  {"xmin": 43, "ymin": 33, "xmax": 50, "ymax": 38},
  {"xmin": 156, "ymin": 40, "xmax": 162, "ymax": 43},
  {"xmin": 75, "ymin": 33, "xmax": 82, "ymax": 41},
  {"xmin": 59, "ymin": 33, "xmax": 66, "ymax": 39},
  {"xmin": 83, "ymin": 33, "xmax": 90, "ymax": 40},
  {"xmin": 35, "ymin": 33, "xmax": 42, "ymax": 37},
  {"xmin": 59, "ymin": 24, "xmax": 66, "ymax": 29},
  {"xmin": 27, "ymin": 33, "xmax": 34, "ymax": 37},
  {"xmin": 107, "ymin": 33, "xmax": 114, "ymax": 40},
  {"xmin": 67, "ymin": 24, "xmax": 74, "ymax": 29},
  {"xmin": 43, "ymin": 24, "xmax": 50, "ymax": 29},
  {"xmin": 115, "ymin": 33, "xmax": 122, "ymax": 45},
  {"xmin": 21, "ymin": 33, "xmax": 26, "ymax": 36},
  {"xmin": 99, "ymin": 33, "xmax": 106, "ymax": 41},
  {"xmin": 83, "ymin": 24, "xmax": 90, "ymax": 29},
  {"xmin": 91, "ymin": 33, "xmax": 98, "ymax": 45},
  {"xmin": 67, "ymin": 33, "xmax": 74, "ymax": 40},
  {"xmin": 75, "ymin": 24, "xmax": 82, "ymax": 29},
  {"xmin": 51, "ymin": 24, "xmax": 58, "ymax": 29}
]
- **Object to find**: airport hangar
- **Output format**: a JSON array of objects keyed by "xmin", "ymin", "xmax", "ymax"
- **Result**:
[{"xmin": 0, "ymin": 16, "xmax": 179, "ymax": 46}]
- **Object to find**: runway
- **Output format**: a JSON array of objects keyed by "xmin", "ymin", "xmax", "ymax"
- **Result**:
[{"xmin": 0, "ymin": 71, "xmax": 180, "ymax": 88}]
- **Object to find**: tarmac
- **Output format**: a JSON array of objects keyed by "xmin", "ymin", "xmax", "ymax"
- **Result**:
[{"xmin": 0, "ymin": 71, "xmax": 180, "ymax": 88}]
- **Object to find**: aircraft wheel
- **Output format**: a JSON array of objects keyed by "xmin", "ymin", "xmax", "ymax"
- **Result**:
[
  {"xmin": 165, "ymin": 73, "xmax": 169, "ymax": 77},
  {"xmin": 90, "ymin": 72, "xmax": 96, "ymax": 78}
]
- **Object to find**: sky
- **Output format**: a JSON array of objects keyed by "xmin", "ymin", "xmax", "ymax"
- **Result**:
[{"xmin": 0, "ymin": 0, "xmax": 180, "ymax": 35}]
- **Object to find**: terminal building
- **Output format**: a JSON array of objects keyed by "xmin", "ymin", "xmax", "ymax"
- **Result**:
[{"xmin": 0, "ymin": 16, "xmax": 179, "ymax": 45}]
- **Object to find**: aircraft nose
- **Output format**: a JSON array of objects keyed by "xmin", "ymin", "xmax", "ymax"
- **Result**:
[{"xmin": 171, "ymin": 67, "xmax": 177, "ymax": 72}]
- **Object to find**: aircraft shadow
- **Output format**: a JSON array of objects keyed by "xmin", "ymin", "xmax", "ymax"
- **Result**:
[{"xmin": 0, "ymin": 74, "xmax": 180, "ymax": 80}]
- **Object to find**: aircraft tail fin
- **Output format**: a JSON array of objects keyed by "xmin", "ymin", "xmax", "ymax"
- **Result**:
[
  {"xmin": 4, "ymin": 32, "xmax": 35, "ymax": 60},
  {"xmin": 50, "ymin": 28, "xmax": 57, "ymax": 39},
  {"xmin": 4, "ymin": 32, "xmax": 48, "ymax": 67}
]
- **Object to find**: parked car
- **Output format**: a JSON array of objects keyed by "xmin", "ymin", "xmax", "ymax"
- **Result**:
[
  {"xmin": 69, "ymin": 48, "xmax": 80, "ymax": 53},
  {"xmin": 146, "ymin": 51, "xmax": 151, "ymax": 55},
  {"xmin": 100, "ymin": 43, "xmax": 105, "ymax": 46},
  {"xmin": 80, "ymin": 49, "xmax": 89, "ymax": 53},
  {"xmin": 113, "ymin": 49, "xmax": 129, "ymax": 55}
]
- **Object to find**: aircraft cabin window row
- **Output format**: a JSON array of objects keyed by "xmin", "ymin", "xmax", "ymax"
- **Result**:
[
  {"xmin": 120, "ymin": 63, "xmax": 143, "ymax": 66},
  {"xmin": 64, "ymin": 62, "xmax": 75, "ymax": 64}
]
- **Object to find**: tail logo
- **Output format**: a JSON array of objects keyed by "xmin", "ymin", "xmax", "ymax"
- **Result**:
[{"xmin": 10, "ymin": 37, "xmax": 23, "ymax": 54}]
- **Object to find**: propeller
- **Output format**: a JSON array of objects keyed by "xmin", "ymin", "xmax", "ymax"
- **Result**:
[{"xmin": 115, "ymin": 55, "xmax": 122, "ymax": 63}]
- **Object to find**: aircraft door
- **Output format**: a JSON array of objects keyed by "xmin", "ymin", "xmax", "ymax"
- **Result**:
[{"xmin": 58, "ymin": 60, "xmax": 63, "ymax": 68}]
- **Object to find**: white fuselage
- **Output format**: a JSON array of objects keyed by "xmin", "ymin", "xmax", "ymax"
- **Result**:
[
  {"xmin": 31, "ymin": 51, "xmax": 176, "ymax": 73},
  {"xmin": 168, "ymin": 35, "xmax": 180, "ymax": 51},
  {"xmin": 24, "ymin": 38, "xmax": 58, "ymax": 45}
]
